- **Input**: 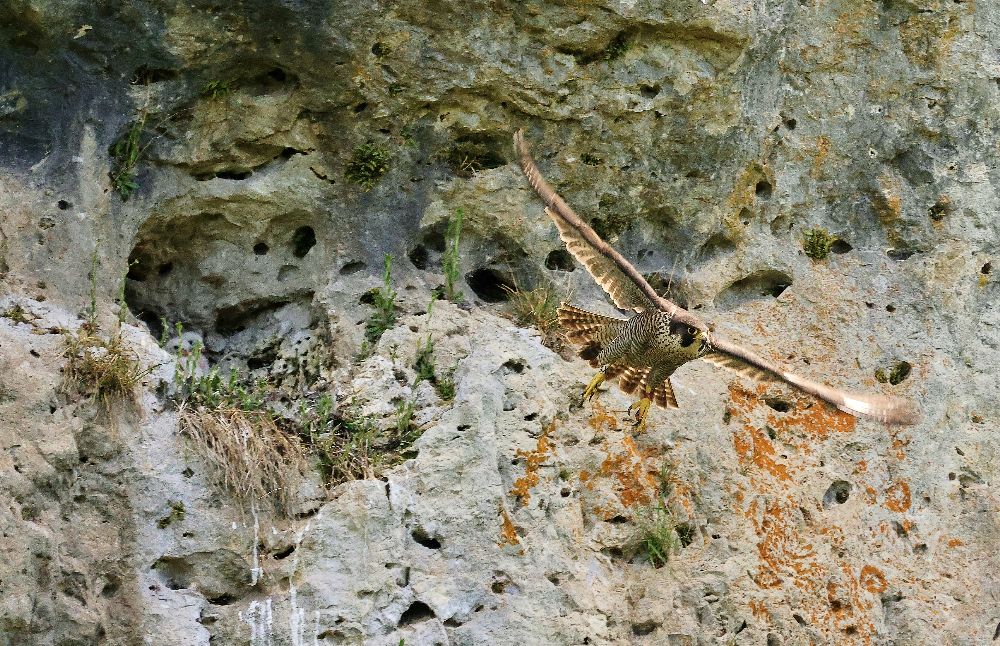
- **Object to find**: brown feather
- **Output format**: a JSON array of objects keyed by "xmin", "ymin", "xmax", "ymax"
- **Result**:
[{"xmin": 651, "ymin": 379, "xmax": 679, "ymax": 409}]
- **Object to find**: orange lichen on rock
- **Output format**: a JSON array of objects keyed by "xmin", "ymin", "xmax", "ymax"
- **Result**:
[
  {"xmin": 733, "ymin": 425, "xmax": 791, "ymax": 481},
  {"xmin": 884, "ymin": 481, "xmax": 911, "ymax": 513},
  {"xmin": 498, "ymin": 506, "xmax": 520, "ymax": 547},
  {"xmin": 890, "ymin": 435, "xmax": 910, "ymax": 461},
  {"xmin": 859, "ymin": 565, "xmax": 888, "ymax": 594},
  {"xmin": 598, "ymin": 436, "xmax": 661, "ymax": 508},
  {"xmin": 509, "ymin": 421, "xmax": 555, "ymax": 506},
  {"xmin": 588, "ymin": 401, "xmax": 619, "ymax": 432},
  {"xmin": 946, "ymin": 538, "xmax": 964, "ymax": 548},
  {"xmin": 812, "ymin": 135, "xmax": 832, "ymax": 178},
  {"xmin": 729, "ymin": 382, "xmax": 879, "ymax": 643}
]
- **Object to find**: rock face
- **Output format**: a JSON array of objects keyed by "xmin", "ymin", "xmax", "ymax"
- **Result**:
[{"xmin": 1, "ymin": 0, "xmax": 998, "ymax": 644}]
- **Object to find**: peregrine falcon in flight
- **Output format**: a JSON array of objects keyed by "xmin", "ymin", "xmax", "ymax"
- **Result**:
[{"xmin": 514, "ymin": 130, "xmax": 919, "ymax": 428}]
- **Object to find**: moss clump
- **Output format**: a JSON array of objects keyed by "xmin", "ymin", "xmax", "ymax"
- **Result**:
[
  {"xmin": 802, "ymin": 227, "xmax": 836, "ymax": 260},
  {"xmin": 202, "ymin": 79, "xmax": 232, "ymax": 99},
  {"xmin": 345, "ymin": 142, "xmax": 391, "ymax": 190},
  {"xmin": 157, "ymin": 501, "xmax": 186, "ymax": 529},
  {"xmin": 875, "ymin": 361, "xmax": 912, "ymax": 385}
]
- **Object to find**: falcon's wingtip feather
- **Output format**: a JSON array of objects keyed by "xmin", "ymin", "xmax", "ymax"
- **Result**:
[{"xmin": 837, "ymin": 395, "xmax": 921, "ymax": 426}]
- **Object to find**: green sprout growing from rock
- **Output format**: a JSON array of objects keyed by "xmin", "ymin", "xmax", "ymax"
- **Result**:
[
  {"xmin": 345, "ymin": 142, "xmax": 391, "ymax": 190},
  {"xmin": 802, "ymin": 227, "xmax": 836, "ymax": 260},
  {"xmin": 110, "ymin": 114, "xmax": 147, "ymax": 200}
]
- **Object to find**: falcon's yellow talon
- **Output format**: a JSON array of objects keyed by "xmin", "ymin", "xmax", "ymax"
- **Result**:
[
  {"xmin": 630, "ymin": 397, "xmax": 652, "ymax": 430},
  {"xmin": 582, "ymin": 372, "xmax": 606, "ymax": 402}
]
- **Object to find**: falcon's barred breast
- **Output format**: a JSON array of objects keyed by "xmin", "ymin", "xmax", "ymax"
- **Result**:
[{"xmin": 514, "ymin": 130, "xmax": 920, "ymax": 427}]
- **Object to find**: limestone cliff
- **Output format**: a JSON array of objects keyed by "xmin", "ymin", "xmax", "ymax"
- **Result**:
[{"xmin": 1, "ymin": 0, "xmax": 997, "ymax": 644}]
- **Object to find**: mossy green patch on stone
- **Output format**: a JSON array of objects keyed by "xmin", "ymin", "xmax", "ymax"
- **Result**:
[
  {"xmin": 345, "ymin": 142, "xmax": 391, "ymax": 190},
  {"xmin": 803, "ymin": 227, "xmax": 836, "ymax": 260}
]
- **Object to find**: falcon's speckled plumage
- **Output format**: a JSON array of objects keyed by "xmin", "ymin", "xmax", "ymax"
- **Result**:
[{"xmin": 514, "ymin": 130, "xmax": 919, "ymax": 427}]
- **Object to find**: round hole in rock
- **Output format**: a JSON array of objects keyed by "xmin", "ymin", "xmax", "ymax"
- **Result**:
[
  {"xmin": 765, "ymin": 397, "xmax": 792, "ymax": 413},
  {"xmin": 253, "ymin": 242, "xmax": 269, "ymax": 256},
  {"xmin": 830, "ymin": 239, "xmax": 852, "ymax": 254},
  {"xmin": 465, "ymin": 268, "xmax": 513, "ymax": 303},
  {"xmin": 353, "ymin": 102, "xmax": 368, "ymax": 114},
  {"xmin": 887, "ymin": 248, "xmax": 915, "ymax": 261},
  {"xmin": 267, "ymin": 67, "xmax": 287, "ymax": 82},
  {"xmin": 784, "ymin": 118, "xmax": 797, "ymax": 130},
  {"xmin": 371, "ymin": 41, "xmax": 388, "ymax": 56},
  {"xmin": 755, "ymin": 180, "xmax": 773, "ymax": 199},
  {"xmin": 339, "ymin": 260, "xmax": 366, "ymax": 275},
  {"xmin": 823, "ymin": 480, "xmax": 851, "ymax": 507},
  {"xmin": 545, "ymin": 249, "xmax": 575, "ymax": 271},
  {"xmin": 398, "ymin": 601, "xmax": 436, "ymax": 626},
  {"xmin": 157, "ymin": 262, "xmax": 173, "ymax": 275},
  {"xmin": 291, "ymin": 226, "xmax": 316, "ymax": 258},
  {"xmin": 408, "ymin": 244, "xmax": 429, "ymax": 270},
  {"xmin": 57, "ymin": 200, "xmax": 71, "ymax": 210},
  {"xmin": 982, "ymin": 261, "xmax": 992, "ymax": 275},
  {"xmin": 888, "ymin": 361, "xmax": 911, "ymax": 385}
]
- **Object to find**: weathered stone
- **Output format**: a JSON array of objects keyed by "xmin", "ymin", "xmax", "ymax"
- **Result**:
[{"xmin": 2, "ymin": 0, "xmax": 1000, "ymax": 643}]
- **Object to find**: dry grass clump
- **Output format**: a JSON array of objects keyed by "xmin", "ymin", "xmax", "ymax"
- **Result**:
[
  {"xmin": 63, "ymin": 327, "xmax": 150, "ymax": 409},
  {"xmin": 179, "ymin": 405, "xmax": 308, "ymax": 514},
  {"xmin": 503, "ymin": 280, "xmax": 570, "ymax": 351}
]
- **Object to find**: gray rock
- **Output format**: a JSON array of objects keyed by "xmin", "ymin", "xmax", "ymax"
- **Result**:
[{"xmin": 2, "ymin": 0, "xmax": 999, "ymax": 644}]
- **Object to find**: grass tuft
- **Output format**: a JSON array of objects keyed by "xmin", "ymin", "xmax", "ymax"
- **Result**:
[
  {"xmin": 635, "ymin": 500, "xmax": 681, "ymax": 567},
  {"xmin": 110, "ymin": 114, "xmax": 147, "ymax": 200},
  {"xmin": 503, "ymin": 279, "xmax": 568, "ymax": 350},
  {"xmin": 443, "ymin": 208, "xmax": 464, "ymax": 302},
  {"xmin": 63, "ymin": 328, "xmax": 151, "ymax": 409},
  {"xmin": 180, "ymin": 404, "xmax": 308, "ymax": 513},
  {"xmin": 1, "ymin": 304, "xmax": 31, "ymax": 324},
  {"xmin": 364, "ymin": 254, "xmax": 398, "ymax": 344}
]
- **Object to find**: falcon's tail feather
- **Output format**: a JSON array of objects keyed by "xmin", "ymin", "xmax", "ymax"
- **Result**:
[{"xmin": 614, "ymin": 365, "xmax": 679, "ymax": 409}]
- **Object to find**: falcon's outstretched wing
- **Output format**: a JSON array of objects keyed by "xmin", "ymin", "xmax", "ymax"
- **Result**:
[
  {"xmin": 705, "ymin": 338, "xmax": 921, "ymax": 425},
  {"xmin": 514, "ymin": 129, "xmax": 920, "ymax": 426},
  {"xmin": 514, "ymin": 130, "xmax": 703, "ymax": 323}
]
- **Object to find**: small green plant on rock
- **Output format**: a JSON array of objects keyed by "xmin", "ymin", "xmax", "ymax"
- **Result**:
[
  {"xmin": 345, "ymin": 142, "xmax": 391, "ymax": 190},
  {"xmin": 802, "ymin": 227, "xmax": 835, "ymax": 260},
  {"xmin": 364, "ymin": 254, "xmax": 398, "ymax": 344},
  {"xmin": 157, "ymin": 500, "xmax": 186, "ymax": 529},
  {"xmin": 875, "ymin": 361, "xmax": 912, "ymax": 385},
  {"xmin": 202, "ymin": 79, "xmax": 233, "ymax": 100},
  {"xmin": 1, "ymin": 304, "xmax": 31, "ymax": 324},
  {"xmin": 443, "ymin": 208, "xmax": 464, "ymax": 302},
  {"xmin": 110, "ymin": 113, "xmax": 148, "ymax": 200},
  {"xmin": 635, "ymin": 499, "xmax": 680, "ymax": 568}
]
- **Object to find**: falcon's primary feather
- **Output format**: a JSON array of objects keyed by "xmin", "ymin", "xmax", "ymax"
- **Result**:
[{"xmin": 514, "ymin": 130, "xmax": 919, "ymax": 426}]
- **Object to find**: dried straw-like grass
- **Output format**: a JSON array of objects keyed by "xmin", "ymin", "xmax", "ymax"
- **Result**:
[
  {"xmin": 63, "ymin": 328, "xmax": 150, "ymax": 409},
  {"xmin": 179, "ymin": 405, "xmax": 309, "ymax": 515}
]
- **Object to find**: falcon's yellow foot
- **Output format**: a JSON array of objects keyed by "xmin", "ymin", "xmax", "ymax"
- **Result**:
[
  {"xmin": 628, "ymin": 396, "xmax": 653, "ymax": 431},
  {"xmin": 582, "ymin": 372, "xmax": 606, "ymax": 403}
]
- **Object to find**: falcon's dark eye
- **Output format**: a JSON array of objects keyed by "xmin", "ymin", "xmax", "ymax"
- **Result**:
[{"xmin": 679, "ymin": 326, "xmax": 697, "ymax": 347}]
